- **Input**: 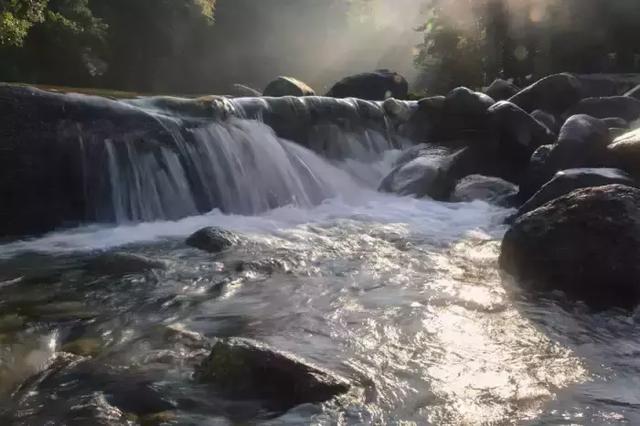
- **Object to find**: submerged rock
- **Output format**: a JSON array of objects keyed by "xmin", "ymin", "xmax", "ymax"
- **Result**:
[
  {"xmin": 509, "ymin": 73, "xmax": 583, "ymax": 114},
  {"xmin": 326, "ymin": 70, "xmax": 408, "ymax": 100},
  {"xmin": 517, "ymin": 168, "xmax": 636, "ymax": 217},
  {"xmin": 263, "ymin": 76, "xmax": 315, "ymax": 97},
  {"xmin": 500, "ymin": 184, "xmax": 640, "ymax": 309},
  {"xmin": 186, "ymin": 227, "xmax": 240, "ymax": 253},
  {"xmin": 195, "ymin": 338, "xmax": 349, "ymax": 408},
  {"xmin": 451, "ymin": 175, "xmax": 518, "ymax": 206},
  {"xmin": 85, "ymin": 252, "xmax": 167, "ymax": 276}
]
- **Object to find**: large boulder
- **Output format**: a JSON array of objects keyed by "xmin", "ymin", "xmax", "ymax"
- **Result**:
[
  {"xmin": 566, "ymin": 96, "xmax": 640, "ymax": 122},
  {"xmin": 326, "ymin": 70, "xmax": 408, "ymax": 101},
  {"xmin": 548, "ymin": 115, "xmax": 612, "ymax": 169},
  {"xmin": 451, "ymin": 175, "xmax": 518, "ymax": 206},
  {"xmin": 263, "ymin": 76, "xmax": 315, "ymax": 97},
  {"xmin": 508, "ymin": 73, "xmax": 583, "ymax": 115},
  {"xmin": 379, "ymin": 147, "xmax": 477, "ymax": 200},
  {"xmin": 444, "ymin": 87, "xmax": 495, "ymax": 116},
  {"xmin": 518, "ymin": 115, "xmax": 614, "ymax": 200},
  {"xmin": 488, "ymin": 101, "xmax": 556, "ymax": 181},
  {"xmin": 186, "ymin": 227, "xmax": 240, "ymax": 253},
  {"xmin": 517, "ymin": 168, "xmax": 636, "ymax": 217},
  {"xmin": 194, "ymin": 338, "xmax": 349, "ymax": 408},
  {"xmin": 485, "ymin": 79, "xmax": 519, "ymax": 101},
  {"xmin": 500, "ymin": 184, "xmax": 640, "ymax": 309}
]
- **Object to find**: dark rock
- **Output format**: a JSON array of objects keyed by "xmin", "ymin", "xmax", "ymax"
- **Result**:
[
  {"xmin": 485, "ymin": 79, "xmax": 519, "ymax": 101},
  {"xmin": 609, "ymin": 127, "xmax": 629, "ymax": 139},
  {"xmin": 567, "ymin": 96, "xmax": 640, "ymax": 122},
  {"xmin": 86, "ymin": 252, "xmax": 167, "ymax": 276},
  {"xmin": 451, "ymin": 175, "xmax": 518, "ymax": 206},
  {"xmin": 549, "ymin": 115, "xmax": 612, "ymax": 170},
  {"xmin": 488, "ymin": 101, "xmax": 556, "ymax": 181},
  {"xmin": 500, "ymin": 184, "xmax": 640, "ymax": 309},
  {"xmin": 263, "ymin": 76, "xmax": 315, "ymax": 97},
  {"xmin": 195, "ymin": 338, "xmax": 349, "ymax": 408},
  {"xmin": 509, "ymin": 73, "xmax": 583, "ymax": 114},
  {"xmin": 518, "ymin": 144, "xmax": 554, "ymax": 201},
  {"xmin": 326, "ymin": 70, "xmax": 408, "ymax": 101},
  {"xmin": 602, "ymin": 117, "xmax": 629, "ymax": 129},
  {"xmin": 531, "ymin": 110, "xmax": 559, "ymax": 134},
  {"xmin": 186, "ymin": 227, "xmax": 239, "ymax": 253},
  {"xmin": 444, "ymin": 87, "xmax": 495, "ymax": 116},
  {"xmin": 379, "ymin": 147, "xmax": 474, "ymax": 200},
  {"xmin": 517, "ymin": 168, "xmax": 636, "ymax": 217},
  {"xmin": 518, "ymin": 115, "xmax": 613, "ymax": 201},
  {"xmin": 0, "ymin": 84, "xmax": 179, "ymax": 237}
]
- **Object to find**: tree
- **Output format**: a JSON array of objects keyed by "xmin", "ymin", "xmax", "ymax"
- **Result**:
[{"xmin": 0, "ymin": 0, "xmax": 48, "ymax": 46}]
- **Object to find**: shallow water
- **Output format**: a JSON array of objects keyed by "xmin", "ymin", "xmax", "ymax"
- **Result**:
[{"xmin": 1, "ymin": 191, "xmax": 639, "ymax": 425}]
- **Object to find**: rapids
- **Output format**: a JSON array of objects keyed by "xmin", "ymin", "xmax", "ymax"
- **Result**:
[{"xmin": 1, "ymin": 106, "xmax": 640, "ymax": 424}]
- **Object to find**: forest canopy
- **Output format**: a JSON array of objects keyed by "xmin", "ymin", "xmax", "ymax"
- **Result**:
[{"xmin": 1, "ymin": 0, "xmax": 639, "ymax": 95}]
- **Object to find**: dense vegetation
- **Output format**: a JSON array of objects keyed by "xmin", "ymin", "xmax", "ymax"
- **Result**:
[{"xmin": 1, "ymin": 0, "xmax": 640, "ymax": 94}]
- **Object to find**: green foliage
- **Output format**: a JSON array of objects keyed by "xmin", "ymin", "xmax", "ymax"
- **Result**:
[{"xmin": 0, "ymin": 0, "xmax": 48, "ymax": 46}]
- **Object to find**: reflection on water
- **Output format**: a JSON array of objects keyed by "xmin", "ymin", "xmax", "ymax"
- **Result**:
[{"xmin": 0, "ymin": 196, "xmax": 638, "ymax": 424}]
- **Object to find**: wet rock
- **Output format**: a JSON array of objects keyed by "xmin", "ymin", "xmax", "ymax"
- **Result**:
[
  {"xmin": 379, "ymin": 148, "xmax": 472, "ymax": 200},
  {"xmin": 186, "ymin": 227, "xmax": 240, "ymax": 253},
  {"xmin": 138, "ymin": 411, "xmax": 177, "ymax": 426},
  {"xmin": 485, "ymin": 79, "xmax": 519, "ymax": 101},
  {"xmin": 326, "ymin": 70, "xmax": 408, "ymax": 100},
  {"xmin": 549, "ymin": 115, "xmax": 613, "ymax": 170},
  {"xmin": 531, "ymin": 110, "xmax": 559, "ymax": 134},
  {"xmin": 509, "ymin": 73, "xmax": 583, "ymax": 114},
  {"xmin": 489, "ymin": 101, "xmax": 556, "ymax": 181},
  {"xmin": 451, "ymin": 175, "xmax": 518, "ymax": 206},
  {"xmin": 195, "ymin": 338, "xmax": 349, "ymax": 408},
  {"xmin": 517, "ymin": 168, "xmax": 636, "ymax": 217},
  {"xmin": 567, "ymin": 96, "xmax": 640, "ymax": 122},
  {"xmin": 86, "ymin": 252, "xmax": 167, "ymax": 276},
  {"xmin": 500, "ymin": 184, "xmax": 640, "ymax": 309},
  {"xmin": 519, "ymin": 115, "xmax": 614, "ymax": 201},
  {"xmin": 263, "ymin": 76, "xmax": 315, "ymax": 97},
  {"xmin": 444, "ymin": 87, "xmax": 495, "ymax": 116}
]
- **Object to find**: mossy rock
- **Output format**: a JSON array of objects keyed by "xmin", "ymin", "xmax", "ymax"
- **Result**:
[{"xmin": 195, "ymin": 338, "xmax": 349, "ymax": 409}]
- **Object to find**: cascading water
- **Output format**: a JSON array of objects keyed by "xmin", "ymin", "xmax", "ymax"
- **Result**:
[
  {"xmin": 97, "ymin": 117, "xmax": 387, "ymax": 224},
  {"xmin": 2, "ymin": 86, "xmax": 639, "ymax": 425}
]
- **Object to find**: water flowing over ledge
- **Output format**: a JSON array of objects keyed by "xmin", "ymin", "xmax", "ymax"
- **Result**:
[{"xmin": 0, "ymin": 84, "xmax": 415, "ymax": 237}]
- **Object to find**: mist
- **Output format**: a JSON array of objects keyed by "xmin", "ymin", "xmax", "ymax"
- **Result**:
[{"xmin": 187, "ymin": 0, "xmax": 425, "ymax": 94}]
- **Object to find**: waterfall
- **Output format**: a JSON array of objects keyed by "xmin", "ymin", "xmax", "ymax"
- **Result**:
[{"xmin": 98, "ymin": 117, "xmax": 375, "ymax": 224}]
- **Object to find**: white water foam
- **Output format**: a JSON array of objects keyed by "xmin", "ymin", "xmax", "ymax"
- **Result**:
[{"xmin": 0, "ymin": 192, "xmax": 510, "ymax": 258}]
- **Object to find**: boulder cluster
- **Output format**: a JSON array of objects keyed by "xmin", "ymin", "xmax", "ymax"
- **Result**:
[{"xmin": 375, "ymin": 72, "xmax": 640, "ymax": 310}]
